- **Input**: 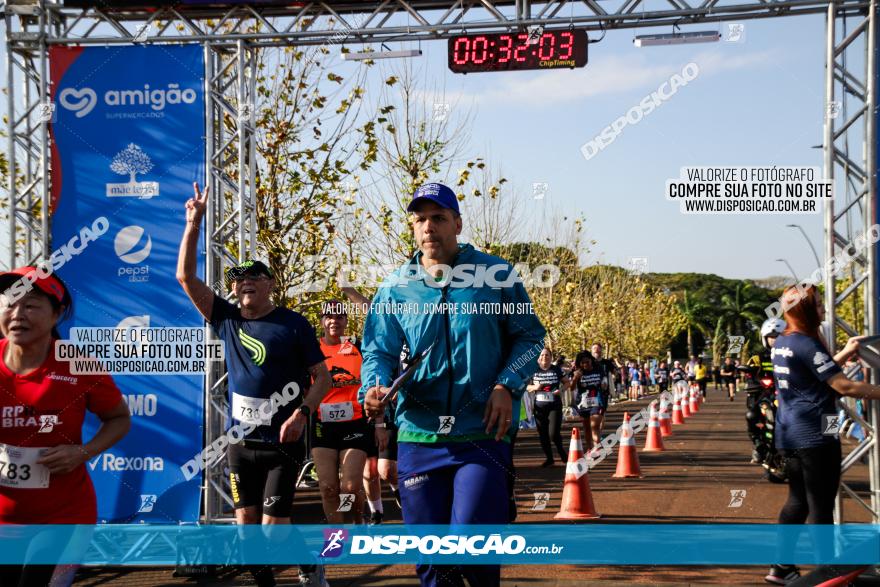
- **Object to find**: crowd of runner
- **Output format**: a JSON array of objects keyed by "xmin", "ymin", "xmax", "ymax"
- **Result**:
[{"xmin": 3, "ymin": 180, "xmax": 878, "ymax": 587}]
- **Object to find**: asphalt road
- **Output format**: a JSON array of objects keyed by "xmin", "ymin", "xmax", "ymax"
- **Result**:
[{"xmin": 73, "ymin": 384, "xmax": 873, "ymax": 586}]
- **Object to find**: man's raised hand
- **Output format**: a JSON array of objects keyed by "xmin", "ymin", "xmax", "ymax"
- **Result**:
[{"xmin": 186, "ymin": 182, "xmax": 209, "ymax": 225}]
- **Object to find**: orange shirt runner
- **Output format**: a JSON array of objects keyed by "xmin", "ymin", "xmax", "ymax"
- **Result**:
[{"xmin": 318, "ymin": 340, "xmax": 365, "ymax": 423}]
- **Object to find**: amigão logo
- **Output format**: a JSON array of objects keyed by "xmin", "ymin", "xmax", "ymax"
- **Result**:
[
  {"xmin": 238, "ymin": 329, "xmax": 266, "ymax": 366},
  {"xmin": 58, "ymin": 83, "xmax": 197, "ymax": 119},
  {"xmin": 58, "ymin": 87, "xmax": 97, "ymax": 118}
]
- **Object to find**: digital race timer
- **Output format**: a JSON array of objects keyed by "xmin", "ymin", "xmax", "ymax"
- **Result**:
[{"xmin": 447, "ymin": 30, "xmax": 588, "ymax": 73}]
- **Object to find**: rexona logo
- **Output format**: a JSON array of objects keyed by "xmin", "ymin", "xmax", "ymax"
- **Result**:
[
  {"xmin": 89, "ymin": 453, "xmax": 165, "ymax": 472},
  {"xmin": 114, "ymin": 225, "xmax": 151, "ymax": 283},
  {"xmin": 58, "ymin": 84, "xmax": 197, "ymax": 119},
  {"xmin": 107, "ymin": 144, "xmax": 159, "ymax": 199}
]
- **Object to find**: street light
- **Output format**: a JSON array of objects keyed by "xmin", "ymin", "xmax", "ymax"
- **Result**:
[
  {"xmin": 776, "ymin": 258, "xmax": 799, "ymax": 282},
  {"xmin": 786, "ymin": 224, "xmax": 822, "ymax": 269}
]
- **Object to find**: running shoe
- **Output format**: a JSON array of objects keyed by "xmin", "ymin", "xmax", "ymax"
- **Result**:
[
  {"xmin": 541, "ymin": 459, "xmax": 554, "ymax": 468},
  {"xmin": 369, "ymin": 511, "xmax": 383, "ymax": 525},
  {"xmin": 298, "ymin": 566, "xmax": 329, "ymax": 587},
  {"xmin": 764, "ymin": 564, "xmax": 800, "ymax": 585},
  {"xmin": 297, "ymin": 476, "xmax": 319, "ymax": 489}
]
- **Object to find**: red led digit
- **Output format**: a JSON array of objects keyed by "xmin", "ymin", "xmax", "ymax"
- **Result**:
[
  {"xmin": 513, "ymin": 33, "xmax": 529, "ymax": 62},
  {"xmin": 497, "ymin": 35, "xmax": 513, "ymax": 63},
  {"xmin": 538, "ymin": 33, "xmax": 555, "ymax": 60},
  {"xmin": 472, "ymin": 36, "xmax": 489, "ymax": 64},
  {"xmin": 453, "ymin": 37, "xmax": 470, "ymax": 65},
  {"xmin": 558, "ymin": 31, "xmax": 574, "ymax": 60}
]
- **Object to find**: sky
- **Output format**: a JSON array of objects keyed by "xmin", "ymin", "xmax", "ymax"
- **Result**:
[{"xmin": 0, "ymin": 11, "xmax": 834, "ymax": 281}]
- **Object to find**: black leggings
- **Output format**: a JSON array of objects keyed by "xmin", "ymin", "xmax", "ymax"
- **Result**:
[
  {"xmin": 697, "ymin": 379, "xmax": 708, "ymax": 396},
  {"xmin": 0, "ymin": 565, "xmax": 57, "ymax": 587},
  {"xmin": 534, "ymin": 403, "xmax": 566, "ymax": 462},
  {"xmin": 778, "ymin": 441, "xmax": 842, "ymax": 525}
]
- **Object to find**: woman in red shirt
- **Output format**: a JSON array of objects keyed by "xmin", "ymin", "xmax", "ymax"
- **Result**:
[{"xmin": 0, "ymin": 267, "xmax": 130, "ymax": 586}]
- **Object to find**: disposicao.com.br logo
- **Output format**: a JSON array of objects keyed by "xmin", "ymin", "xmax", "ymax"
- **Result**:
[{"xmin": 346, "ymin": 533, "xmax": 563, "ymax": 556}]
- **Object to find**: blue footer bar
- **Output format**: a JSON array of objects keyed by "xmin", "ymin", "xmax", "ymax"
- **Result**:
[{"xmin": 0, "ymin": 524, "xmax": 876, "ymax": 565}]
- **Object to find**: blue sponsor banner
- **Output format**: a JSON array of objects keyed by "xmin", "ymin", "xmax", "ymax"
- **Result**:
[
  {"xmin": 0, "ymin": 524, "xmax": 877, "ymax": 565},
  {"xmin": 49, "ymin": 45, "xmax": 206, "ymax": 522}
]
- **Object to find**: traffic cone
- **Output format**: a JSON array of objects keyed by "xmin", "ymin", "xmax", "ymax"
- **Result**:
[
  {"xmin": 672, "ymin": 389, "xmax": 684, "ymax": 425},
  {"xmin": 644, "ymin": 401, "xmax": 665, "ymax": 452},
  {"xmin": 613, "ymin": 412, "xmax": 642, "ymax": 478},
  {"xmin": 555, "ymin": 427, "xmax": 601, "ymax": 520},
  {"xmin": 681, "ymin": 388, "xmax": 691, "ymax": 418},
  {"xmin": 689, "ymin": 386, "xmax": 700, "ymax": 413},
  {"xmin": 659, "ymin": 395, "xmax": 673, "ymax": 437}
]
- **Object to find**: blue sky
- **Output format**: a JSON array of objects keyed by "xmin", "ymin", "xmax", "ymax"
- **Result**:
[
  {"xmin": 1, "ymin": 13, "xmax": 830, "ymax": 280},
  {"xmin": 383, "ymin": 15, "xmax": 829, "ymax": 280}
]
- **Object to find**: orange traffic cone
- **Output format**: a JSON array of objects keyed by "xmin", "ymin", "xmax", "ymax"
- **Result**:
[
  {"xmin": 644, "ymin": 401, "xmax": 665, "ymax": 452},
  {"xmin": 681, "ymin": 388, "xmax": 691, "ymax": 418},
  {"xmin": 689, "ymin": 386, "xmax": 700, "ymax": 413},
  {"xmin": 613, "ymin": 412, "xmax": 642, "ymax": 478},
  {"xmin": 555, "ymin": 427, "xmax": 601, "ymax": 520},
  {"xmin": 672, "ymin": 389, "xmax": 684, "ymax": 425},
  {"xmin": 659, "ymin": 395, "xmax": 673, "ymax": 437}
]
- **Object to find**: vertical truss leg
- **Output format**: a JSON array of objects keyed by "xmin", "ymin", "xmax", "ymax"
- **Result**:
[
  {"xmin": 203, "ymin": 39, "xmax": 257, "ymax": 524},
  {"xmin": 828, "ymin": 0, "xmax": 880, "ymax": 523}
]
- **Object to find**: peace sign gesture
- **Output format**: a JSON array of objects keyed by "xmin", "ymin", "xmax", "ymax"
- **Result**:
[{"xmin": 186, "ymin": 181, "xmax": 209, "ymax": 225}]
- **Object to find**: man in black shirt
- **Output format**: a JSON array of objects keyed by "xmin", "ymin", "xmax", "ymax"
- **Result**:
[{"xmin": 178, "ymin": 182, "xmax": 331, "ymax": 587}]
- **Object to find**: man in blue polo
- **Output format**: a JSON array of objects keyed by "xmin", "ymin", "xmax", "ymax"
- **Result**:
[{"xmin": 361, "ymin": 182, "xmax": 546, "ymax": 587}]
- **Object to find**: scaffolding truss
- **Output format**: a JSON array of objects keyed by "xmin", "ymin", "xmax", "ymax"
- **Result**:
[{"xmin": 3, "ymin": 0, "xmax": 878, "ymax": 523}]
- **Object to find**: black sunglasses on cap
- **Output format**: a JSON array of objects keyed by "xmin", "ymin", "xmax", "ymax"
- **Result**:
[{"xmin": 224, "ymin": 260, "xmax": 274, "ymax": 285}]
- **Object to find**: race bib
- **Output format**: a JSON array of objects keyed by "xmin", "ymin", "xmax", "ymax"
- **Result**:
[
  {"xmin": 232, "ymin": 392, "xmax": 271, "ymax": 425},
  {"xmin": 536, "ymin": 392, "xmax": 555, "ymax": 403},
  {"xmin": 578, "ymin": 396, "xmax": 600, "ymax": 409},
  {"xmin": 0, "ymin": 444, "xmax": 50, "ymax": 489},
  {"xmin": 321, "ymin": 401, "xmax": 355, "ymax": 423}
]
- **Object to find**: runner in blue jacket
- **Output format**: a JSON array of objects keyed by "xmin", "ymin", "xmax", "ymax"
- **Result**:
[{"xmin": 361, "ymin": 182, "xmax": 546, "ymax": 587}]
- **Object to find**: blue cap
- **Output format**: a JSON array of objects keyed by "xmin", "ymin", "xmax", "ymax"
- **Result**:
[{"xmin": 406, "ymin": 183, "xmax": 460, "ymax": 215}]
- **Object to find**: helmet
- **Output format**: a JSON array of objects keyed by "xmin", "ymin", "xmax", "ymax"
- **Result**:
[{"xmin": 760, "ymin": 318, "xmax": 787, "ymax": 349}]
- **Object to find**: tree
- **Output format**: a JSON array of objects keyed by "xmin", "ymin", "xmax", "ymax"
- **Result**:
[
  {"xmin": 352, "ymin": 63, "xmax": 501, "ymax": 267},
  {"xmin": 110, "ymin": 143, "xmax": 154, "ymax": 182},
  {"xmin": 242, "ymin": 38, "xmax": 380, "ymax": 319},
  {"xmin": 718, "ymin": 281, "xmax": 766, "ymax": 359},
  {"xmin": 676, "ymin": 290, "xmax": 712, "ymax": 357}
]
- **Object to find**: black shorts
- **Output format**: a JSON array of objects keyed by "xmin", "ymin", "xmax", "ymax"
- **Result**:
[
  {"xmin": 379, "ymin": 427, "xmax": 398, "ymax": 461},
  {"xmin": 227, "ymin": 440, "xmax": 305, "ymax": 517},
  {"xmin": 312, "ymin": 418, "xmax": 375, "ymax": 454}
]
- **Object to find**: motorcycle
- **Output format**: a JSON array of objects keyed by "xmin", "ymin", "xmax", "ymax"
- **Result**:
[{"xmin": 742, "ymin": 365, "xmax": 787, "ymax": 483}]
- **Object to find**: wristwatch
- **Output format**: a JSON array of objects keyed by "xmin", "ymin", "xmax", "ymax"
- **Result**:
[
  {"xmin": 374, "ymin": 422, "xmax": 387, "ymax": 429},
  {"xmin": 298, "ymin": 405, "xmax": 311, "ymax": 418}
]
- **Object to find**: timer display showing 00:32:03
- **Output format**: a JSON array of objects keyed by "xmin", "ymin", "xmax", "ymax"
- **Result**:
[{"xmin": 448, "ymin": 30, "xmax": 588, "ymax": 73}]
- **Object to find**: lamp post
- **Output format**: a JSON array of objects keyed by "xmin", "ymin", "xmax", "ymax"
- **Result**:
[
  {"xmin": 786, "ymin": 224, "xmax": 822, "ymax": 269},
  {"xmin": 776, "ymin": 258, "xmax": 799, "ymax": 282}
]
